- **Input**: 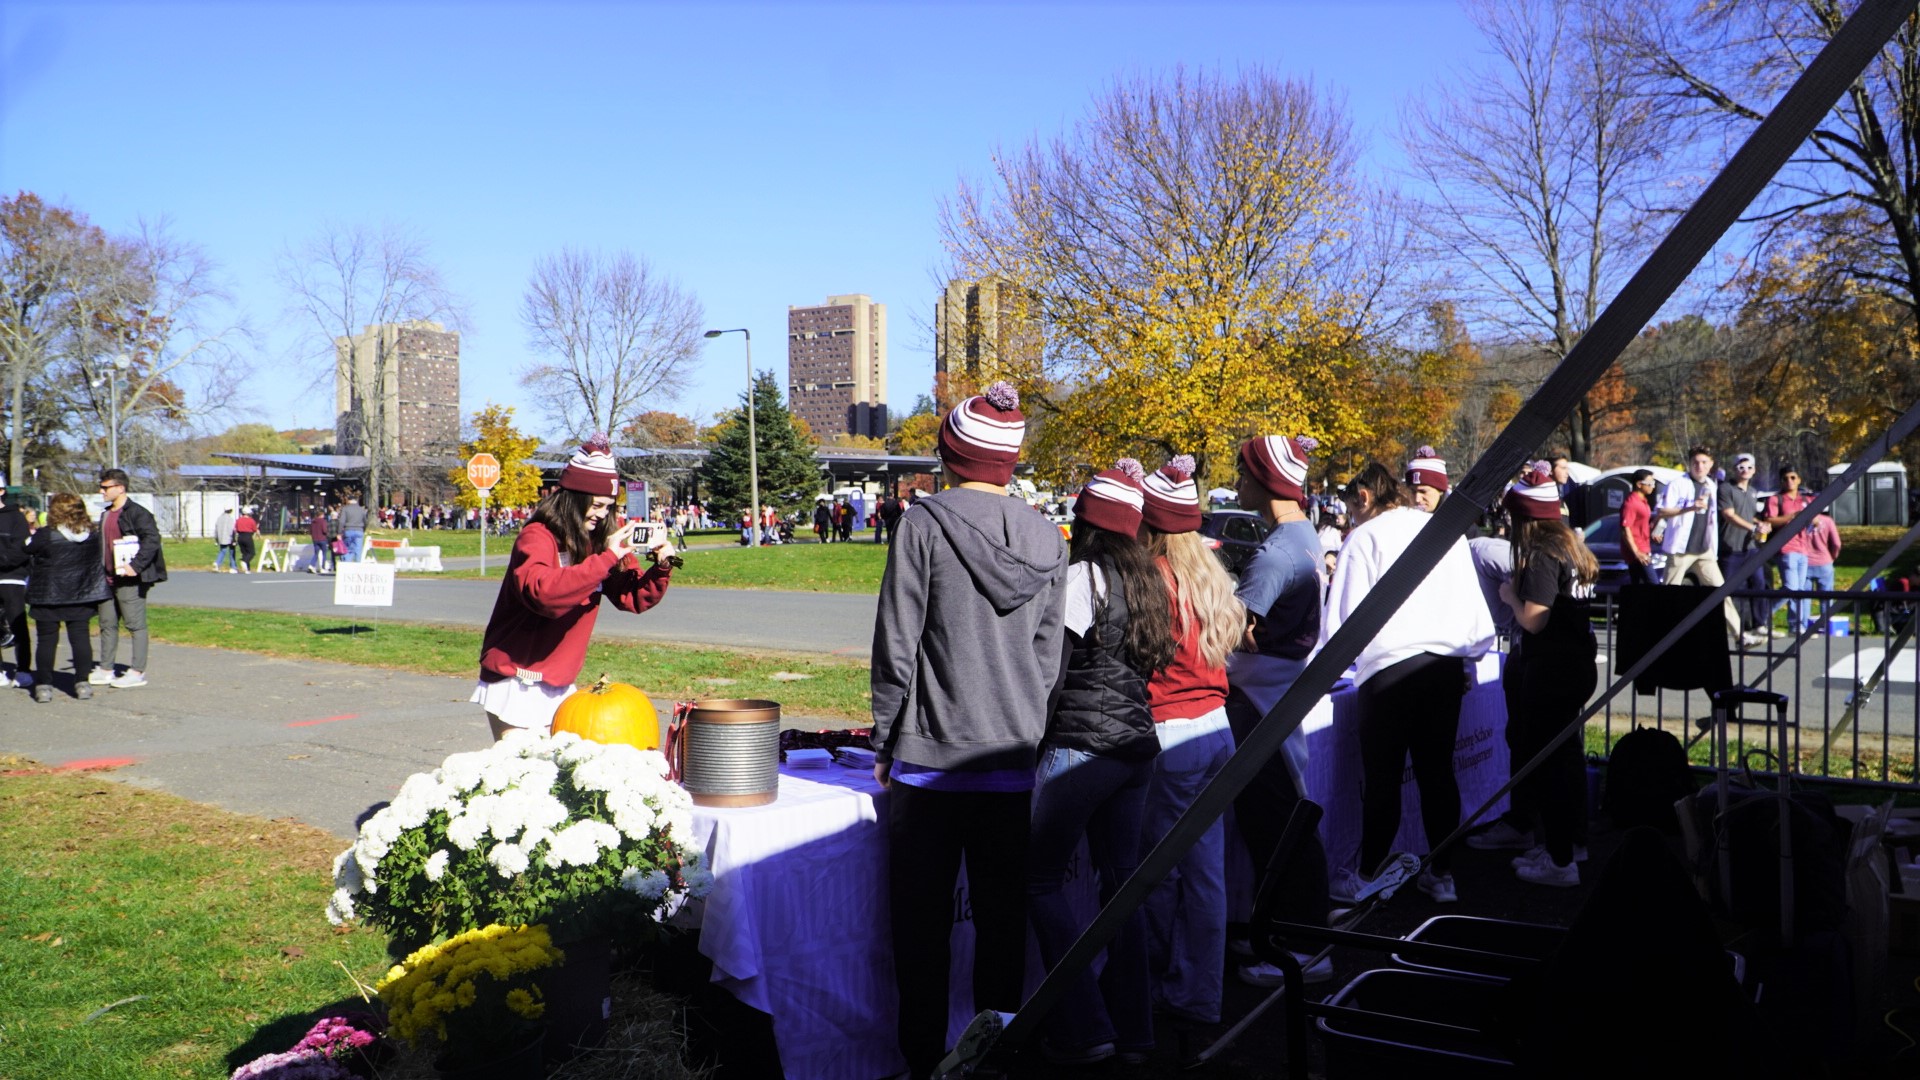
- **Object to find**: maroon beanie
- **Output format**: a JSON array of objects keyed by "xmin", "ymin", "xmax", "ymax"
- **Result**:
[
  {"xmin": 938, "ymin": 381, "xmax": 1026, "ymax": 486},
  {"xmin": 1141, "ymin": 454, "xmax": 1202, "ymax": 533},
  {"xmin": 1238, "ymin": 434, "xmax": 1317, "ymax": 505},
  {"xmin": 559, "ymin": 434, "xmax": 620, "ymax": 498},
  {"xmin": 1503, "ymin": 461, "xmax": 1562, "ymax": 521},
  {"xmin": 1074, "ymin": 459, "xmax": 1147, "ymax": 538},
  {"xmin": 1406, "ymin": 446, "xmax": 1450, "ymax": 492}
]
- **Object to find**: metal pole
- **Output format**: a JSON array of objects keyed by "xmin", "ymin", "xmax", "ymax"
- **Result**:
[
  {"xmin": 108, "ymin": 366, "xmax": 119, "ymax": 470},
  {"xmin": 480, "ymin": 489, "xmax": 488, "ymax": 575},
  {"xmin": 745, "ymin": 331, "xmax": 760, "ymax": 549}
]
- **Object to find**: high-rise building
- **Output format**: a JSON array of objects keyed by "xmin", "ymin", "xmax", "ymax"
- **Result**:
[
  {"xmin": 334, "ymin": 320, "xmax": 461, "ymax": 458},
  {"xmin": 787, "ymin": 294, "xmax": 887, "ymax": 441},
  {"xmin": 934, "ymin": 278, "xmax": 1040, "ymax": 411}
]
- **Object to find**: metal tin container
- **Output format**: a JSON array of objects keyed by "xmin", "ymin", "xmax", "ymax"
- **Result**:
[{"xmin": 679, "ymin": 698, "xmax": 781, "ymax": 807}]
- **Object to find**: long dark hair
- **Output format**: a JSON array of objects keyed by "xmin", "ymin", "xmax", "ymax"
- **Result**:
[
  {"xmin": 529, "ymin": 487, "xmax": 613, "ymax": 564},
  {"xmin": 1512, "ymin": 517, "xmax": 1599, "ymax": 588},
  {"xmin": 1069, "ymin": 525, "xmax": 1176, "ymax": 675},
  {"xmin": 1343, "ymin": 461, "xmax": 1411, "ymax": 514}
]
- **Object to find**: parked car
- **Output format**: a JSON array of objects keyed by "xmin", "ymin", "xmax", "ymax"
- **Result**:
[
  {"xmin": 1198, "ymin": 510, "xmax": 1270, "ymax": 576},
  {"xmin": 1583, "ymin": 514, "xmax": 1629, "ymax": 587}
]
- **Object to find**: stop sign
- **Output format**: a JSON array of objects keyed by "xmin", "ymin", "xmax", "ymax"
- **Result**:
[{"xmin": 466, "ymin": 453, "xmax": 501, "ymax": 491}]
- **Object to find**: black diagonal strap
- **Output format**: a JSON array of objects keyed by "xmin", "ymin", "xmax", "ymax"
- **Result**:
[{"xmin": 988, "ymin": 0, "xmax": 1920, "ymax": 1062}]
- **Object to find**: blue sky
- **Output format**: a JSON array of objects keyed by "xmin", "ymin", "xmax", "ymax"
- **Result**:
[{"xmin": 2, "ymin": 0, "xmax": 1488, "ymax": 440}]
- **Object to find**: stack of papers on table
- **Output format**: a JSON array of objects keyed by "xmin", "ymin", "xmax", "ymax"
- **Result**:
[
  {"xmin": 785, "ymin": 748, "xmax": 833, "ymax": 769},
  {"xmin": 833, "ymin": 746, "xmax": 877, "ymax": 769}
]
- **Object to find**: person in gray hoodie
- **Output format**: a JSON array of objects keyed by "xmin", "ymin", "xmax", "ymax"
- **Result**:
[{"xmin": 869, "ymin": 382, "xmax": 1067, "ymax": 1080}]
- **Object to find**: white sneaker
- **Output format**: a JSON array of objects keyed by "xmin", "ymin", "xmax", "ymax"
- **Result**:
[
  {"xmin": 1516, "ymin": 858, "xmax": 1581, "ymax": 888},
  {"xmin": 1238, "ymin": 952, "xmax": 1334, "ymax": 989},
  {"xmin": 1415, "ymin": 870, "xmax": 1458, "ymax": 903},
  {"xmin": 88, "ymin": 669, "xmax": 115, "ymax": 685},
  {"xmin": 110, "ymin": 670, "xmax": 147, "ymax": 689},
  {"xmin": 1465, "ymin": 821, "xmax": 1535, "ymax": 851},
  {"xmin": 1511, "ymin": 844, "xmax": 1589, "ymax": 869}
]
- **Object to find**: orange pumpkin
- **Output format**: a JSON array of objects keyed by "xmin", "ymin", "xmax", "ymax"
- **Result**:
[{"xmin": 551, "ymin": 673, "xmax": 661, "ymax": 750}]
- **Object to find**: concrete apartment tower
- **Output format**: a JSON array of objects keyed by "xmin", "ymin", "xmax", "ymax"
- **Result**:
[
  {"xmin": 787, "ymin": 294, "xmax": 888, "ymax": 441},
  {"xmin": 333, "ymin": 320, "xmax": 462, "ymax": 458},
  {"xmin": 933, "ymin": 278, "xmax": 1040, "ymax": 411}
]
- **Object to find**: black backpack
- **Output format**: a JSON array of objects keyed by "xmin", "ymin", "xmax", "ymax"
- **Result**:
[{"xmin": 1603, "ymin": 727, "xmax": 1695, "ymax": 832}]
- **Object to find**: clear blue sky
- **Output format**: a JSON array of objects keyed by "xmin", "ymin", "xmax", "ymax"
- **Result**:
[{"xmin": 1, "ymin": 0, "xmax": 1487, "ymax": 441}]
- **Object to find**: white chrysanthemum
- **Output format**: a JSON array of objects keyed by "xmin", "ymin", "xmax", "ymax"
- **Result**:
[
  {"xmin": 660, "ymin": 807, "xmax": 695, "ymax": 845},
  {"xmin": 619, "ymin": 867, "xmax": 670, "ymax": 899},
  {"xmin": 487, "ymin": 841, "xmax": 530, "ymax": 877},
  {"xmin": 553, "ymin": 734, "xmax": 603, "ymax": 768},
  {"xmin": 423, "ymin": 850, "xmax": 450, "ymax": 882},
  {"xmin": 545, "ymin": 820, "xmax": 621, "ymax": 868},
  {"xmin": 569, "ymin": 755, "xmax": 628, "ymax": 794},
  {"xmin": 331, "ymin": 846, "xmax": 366, "ymax": 894},
  {"xmin": 388, "ymin": 773, "xmax": 457, "ymax": 828},
  {"xmin": 436, "ymin": 749, "xmax": 493, "ymax": 792},
  {"xmin": 610, "ymin": 799, "xmax": 657, "ymax": 841},
  {"xmin": 632, "ymin": 748, "xmax": 673, "ymax": 780},
  {"xmin": 326, "ymin": 887, "xmax": 357, "ymax": 924},
  {"xmin": 446, "ymin": 811, "xmax": 489, "ymax": 852}
]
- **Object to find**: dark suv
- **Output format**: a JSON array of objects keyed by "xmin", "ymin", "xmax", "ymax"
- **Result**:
[{"xmin": 1198, "ymin": 510, "xmax": 1270, "ymax": 576}]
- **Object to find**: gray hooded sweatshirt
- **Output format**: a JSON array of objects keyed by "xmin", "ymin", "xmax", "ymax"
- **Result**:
[{"xmin": 870, "ymin": 487, "xmax": 1068, "ymax": 772}]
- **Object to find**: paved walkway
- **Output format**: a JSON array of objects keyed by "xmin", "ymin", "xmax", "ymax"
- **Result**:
[{"xmin": 0, "ymin": 642, "xmax": 840, "ymax": 841}]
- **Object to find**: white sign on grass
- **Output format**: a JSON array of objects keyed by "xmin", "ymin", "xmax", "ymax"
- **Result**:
[{"xmin": 333, "ymin": 562, "xmax": 395, "ymax": 607}]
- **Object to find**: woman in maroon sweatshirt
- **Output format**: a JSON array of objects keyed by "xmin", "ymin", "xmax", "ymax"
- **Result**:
[{"xmin": 472, "ymin": 437, "xmax": 675, "ymax": 741}]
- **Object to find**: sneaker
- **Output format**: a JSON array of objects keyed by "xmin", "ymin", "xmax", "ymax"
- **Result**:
[
  {"xmin": 1740, "ymin": 631, "xmax": 1767, "ymax": 648},
  {"xmin": 75, "ymin": 683, "xmax": 92, "ymax": 701},
  {"xmin": 1041, "ymin": 1041, "xmax": 1115, "ymax": 1066},
  {"xmin": 1511, "ymin": 844, "xmax": 1589, "ymax": 869},
  {"xmin": 87, "ymin": 669, "xmax": 115, "ymax": 685},
  {"xmin": 1465, "ymin": 821, "xmax": 1535, "ymax": 851},
  {"xmin": 1237, "ymin": 952, "xmax": 1334, "ymax": 989},
  {"xmin": 110, "ymin": 671, "xmax": 147, "ymax": 689},
  {"xmin": 1228, "ymin": 934, "xmax": 1255, "ymax": 958},
  {"xmin": 1328, "ymin": 868, "xmax": 1366, "ymax": 904},
  {"xmin": 33, "ymin": 684, "xmax": 52, "ymax": 703},
  {"xmin": 1415, "ymin": 870, "xmax": 1458, "ymax": 903},
  {"xmin": 1516, "ymin": 858, "xmax": 1581, "ymax": 888}
]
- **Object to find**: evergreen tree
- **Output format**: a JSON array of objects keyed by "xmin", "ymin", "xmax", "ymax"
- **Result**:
[{"xmin": 699, "ymin": 370, "xmax": 820, "ymax": 521}]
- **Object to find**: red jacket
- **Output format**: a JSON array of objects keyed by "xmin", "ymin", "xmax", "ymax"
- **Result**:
[{"xmin": 478, "ymin": 523, "xmax": 671, "ymax": 687}]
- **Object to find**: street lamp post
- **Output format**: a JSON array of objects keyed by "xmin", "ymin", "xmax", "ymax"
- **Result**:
[
  {"xmin": 703, "ymin": 328, "xmax": 760, "ymax": 548},
  {"xmin": 98, "ymin": 353, "xmax": 131, "ymax": 470}
]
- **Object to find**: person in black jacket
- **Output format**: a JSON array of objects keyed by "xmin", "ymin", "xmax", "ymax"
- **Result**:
[
  {"xmin": 0, "ymin": 488, "xmax": 30, "ymax": 687},
  {"xmin": 1025, "ymin": 459, "xmax": 1174, "ymax": 1066},
  {"xmin": 92, "ymin": 468, "xmax": 167, "ymax": 689},
  {"xmin": 26, "ymin": 493, "xmax": 112, "ymax": 702}
]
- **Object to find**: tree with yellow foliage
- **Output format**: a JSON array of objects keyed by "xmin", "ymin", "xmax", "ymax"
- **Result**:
[
  {"xmin": 449, "ymin": 403, "xmax": 542, "ymax": 510},
  {"xmin": 939, "ymin": 67, "xmax": 1396, "ymax": 487}
]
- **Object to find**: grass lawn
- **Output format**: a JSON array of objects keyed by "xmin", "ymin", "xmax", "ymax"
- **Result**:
[
  {"xmin": 0, "ymin": 757, "xmax": 392, "ymax": 1079},
  {"xmin": 147, "ymin": 606, "xmax": 874, "ymax": 724}
]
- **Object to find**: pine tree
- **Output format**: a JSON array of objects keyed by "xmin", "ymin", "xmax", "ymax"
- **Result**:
[{"xmin": 699, "ymin": 371, "xmax": 820, "ymax": 521}]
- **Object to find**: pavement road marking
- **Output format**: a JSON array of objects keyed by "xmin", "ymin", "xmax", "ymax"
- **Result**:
[
  {"xmin": 1825, "ymin": 646, "xmax": 1916, "ymax": 686},
  {"xmin": 54, "ymin": 757, "xmax": 140, "ymax": 771}
]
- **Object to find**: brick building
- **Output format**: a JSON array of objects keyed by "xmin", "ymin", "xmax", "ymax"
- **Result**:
[
  {"xmin": 333, "ymin": 320, "xmax": 461, "ymax": 457},
  {"xmin": 787, "ymin": 294, "xmax": 887, "ymax": 440}
]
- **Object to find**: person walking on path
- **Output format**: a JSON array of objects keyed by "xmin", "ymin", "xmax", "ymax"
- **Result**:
[
  {"xmin": 233, "ymin": 505, "xmax": 259, "ymax": 574},
  {"xmin": 0, "ymin": 488, "xmax": 30, "ymax": 689},
  {"xmin": 1225, "ymin": 433, "xmax": 1336, "ymax": 989},
  {"xmin": 27, "ymin": 493, "xmax": 112, "ymax": 702},
  {"xmin": 1135, "ymin": 455, "xmax": 1243, "ymax": 1056},
  {"xmin": 93, "ymin": 468, "xmax": 165, "ymax": 690},
  {"xmin": 1719, "ymin": 453, "xmax": 1769, "ymax": 645},
  {"xmin": 1498, "ymin": 465, "xmax": 1600, "ymax": 888},
  {"xmin": 812, "ymin": 499, "xmax": 832, "ymax": 544},
  {"xmin": 212, "ymin": 507, "xmax": 238, "ymax": 572},
  {"xmin": 868, "ymin": 383, "xmax": 1066, "ymax": 1080},
  {"xmin": 473, "ymin": 436, "xmax": 676, "ymax": 742},
  {"xmin": 1804, "ymin": 509, "xmax": 1843, "ymax": 632},
  {"xmin": 307, "ymin": 507, "xmax": 333, "ymax": 573},
  {"xmin": 1321, "ymin": 461, "xmax": 1495, "ymax": 905},
  {"xmin": 1619, "ymin": 469, "xmax": 1658, "ymax": 585},
  {"xmin": 337, "ymin": 494, "xmax": 369, "ymax": 563},
  {"xmin": 880, "ymin": 491, "xmax": 905, "ymax": 545}
]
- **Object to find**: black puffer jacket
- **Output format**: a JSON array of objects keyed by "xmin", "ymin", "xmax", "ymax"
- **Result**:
[
  {"xmin": 0, "ymin": 503, "xmax": 28, "ymax": 579},
  {"xmin": 1046, "ymin": 558, "xmax": 1160, "ymax": 762},
  {"xmin": 26, "ymin": 526, "xmax": 112, "ymax": 608}
]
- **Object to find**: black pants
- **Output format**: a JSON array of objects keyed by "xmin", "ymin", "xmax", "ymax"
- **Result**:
[
  {"xmin": 1355, "ymin": 654, "xmax": 1467, "ymax": 875},
  {"xmin": 1724, "ymin": 548, "xmax": 1769, "ymax": 632},
  {"xmin": 1626, "ymin": 558, "xmax": 1657, "ymax": 586},
  {"xmin": 1504, "ymin": 645, "xmax": 1597, "ymax": 866},
  {"xmin": 1225, "ymin": 687, "xmax": 1331, "ymax": 930},
  {"xmin": 887, "ymin": 782, "xmax": 1029, "ymax": 1079},
  {"xmin": 236, "ymin": 532, "xmax": 256, "ymax": 569},
  {"xmin": 34, "ymin": 619, "xmax": 92, "ymax": 686},
  {"xmin": 0, "ymin": 582, "xmax": 27, "ymax": 674}
]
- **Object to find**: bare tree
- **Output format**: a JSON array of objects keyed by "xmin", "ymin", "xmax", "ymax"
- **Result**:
[
  {"xmin": 277, "ymin": 222, "xmax": 462, "ymax": 509},
  {"xmin": 1400, "ymin": 0, "xmax": 1674, "ymax": 463},
  {"xmin": 519, "ymin": 248, "xmax": 705, "ymax": 446}
]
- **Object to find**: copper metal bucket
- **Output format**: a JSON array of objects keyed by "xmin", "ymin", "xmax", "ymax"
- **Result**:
[{"xmin": 674, "ymin": 698, "xmax": 781, "ymax": 807}]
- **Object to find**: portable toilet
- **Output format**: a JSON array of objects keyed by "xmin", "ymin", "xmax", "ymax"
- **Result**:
[{"xmin": 1826, "ymin": 461, "xmax": 1909, "ymax": 525}]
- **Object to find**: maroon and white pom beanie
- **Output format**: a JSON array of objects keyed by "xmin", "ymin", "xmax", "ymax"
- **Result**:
[
  {"xmin": 1238, "ymin": 435, "xmax": 1317, "ymax": 506},
  {"xmin": 559, "ymin": 434, "xmax": 620, "ymax": 498},
  {"xmin": 1503, "ymin": 461, "xmax": 1562, "ymax": 521},
  {"xmin": 938, "ymin": 381, "xmax": 1026, "ymax": 486},
  {"xmin": 1406, "ymin": 446, "xmax": 1450, "ymax": 492},
  {"xmin": 1142, "ymin": 454, "xmax": 1202, "ymax": 533},
  {"xmin": 1075, "ymin": 459, "xmax": 1147, "ymax": 538}
]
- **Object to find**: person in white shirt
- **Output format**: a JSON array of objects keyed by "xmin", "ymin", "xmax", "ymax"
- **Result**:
[
  {"xmin": 1655, "ymin": 445, "xmax": 1741, "ymax": 640},
  {"xmin": 1320, "ymin": 462, "xmax": 1495, "ymax": 904}
]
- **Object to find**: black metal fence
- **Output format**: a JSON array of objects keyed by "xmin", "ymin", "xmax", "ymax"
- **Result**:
[{"xmin": 1586, "ymin": 586, "xmax": 1918, "ymax": 789}]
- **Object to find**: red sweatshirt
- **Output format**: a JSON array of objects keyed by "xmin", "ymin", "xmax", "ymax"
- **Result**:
[
  {"xmin": 478, "ymin": 522, "xmax": 672, "ymax": 687},
  {"xmin": 1148, "ymin": 558, "xmax": 1231, "ymax": 722}
]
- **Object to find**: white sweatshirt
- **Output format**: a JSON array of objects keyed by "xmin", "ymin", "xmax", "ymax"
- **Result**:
[{"xmin": 1318, "ymin": 506, "xmax": 1496, "ymax": 685}]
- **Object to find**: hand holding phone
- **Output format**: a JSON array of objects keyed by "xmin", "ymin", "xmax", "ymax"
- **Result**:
[{"xmin": 606, "ymin": 521, "xmax": 638, "ymax": 560}]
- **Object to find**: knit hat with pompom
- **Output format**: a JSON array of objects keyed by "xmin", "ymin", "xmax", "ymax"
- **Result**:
[
  {"xmin": 1406, "ymin": 446, "xmax": 1449, "ymax": 493},
  {"xmin": 1074, "ymin": 458, "xmax": 1148, "ymax": 538},
  {"xmin": 1141, "ymin": 454, "xmax": 1202, "ymax": 533},
  {"xmin": 937, "ymin": 381, "xmax": 1026, "ymax": 486},
  {"xmin": 1238, "ymin": 435, "xmax": 1318, "ymax": 506},
  {"xmin": 559, "ymin": 433, "xmax": 620, "ymax": 498},
  {"xmin": 1503, "ymin": 461, "xmax": 1563, "ymax": 520}
]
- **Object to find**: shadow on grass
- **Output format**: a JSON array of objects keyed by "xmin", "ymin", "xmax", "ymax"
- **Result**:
[{"xmin": 311, "ymin": 626, "xmax": 378, "ymax": 636}]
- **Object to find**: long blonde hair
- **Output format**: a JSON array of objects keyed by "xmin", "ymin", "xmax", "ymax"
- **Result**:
[{"xmin": 1145, "ymin": 528, "xmax": 1245, "ymax": 670}]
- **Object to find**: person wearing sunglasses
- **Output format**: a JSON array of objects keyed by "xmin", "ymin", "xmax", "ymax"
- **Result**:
[
  {"xmin": 1763, "ymin": 466, "xmax": 1817, "ymax": 635},
  {"xmin": 92, "ymin": 468, "xmax": 167, "ymax": 690}
]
